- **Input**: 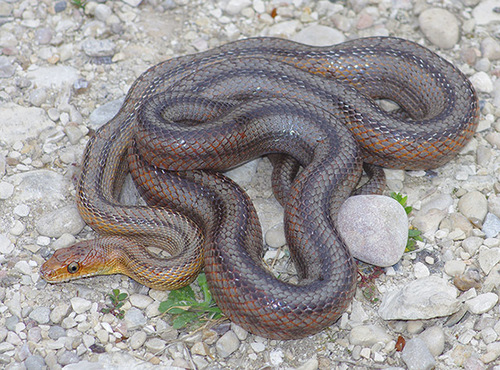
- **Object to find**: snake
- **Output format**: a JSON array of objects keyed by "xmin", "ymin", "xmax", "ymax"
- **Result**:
[{"xmin": 40, "ymin": 37, "xmax": 479, "ymax": 340}]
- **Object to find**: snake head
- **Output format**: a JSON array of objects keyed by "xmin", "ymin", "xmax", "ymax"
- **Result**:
[{"xmin": 40, "ymin": 239, "xmax": 117, "ymax": 283}]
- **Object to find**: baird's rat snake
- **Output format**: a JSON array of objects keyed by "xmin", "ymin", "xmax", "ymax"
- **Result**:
[{"xmin": 41, "ymin": 37, "xmax": 478, "ymax": 339}]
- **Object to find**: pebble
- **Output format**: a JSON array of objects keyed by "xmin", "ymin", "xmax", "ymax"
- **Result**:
[
  {"xmin": 472, "ymin": 0, "xmax": 500, "ymax": 25},
  {"xmin": 124, "ymin": 308, "xmax": 147, "ymax": 330},
  {"xmin": 444, "ymin": 260, "xmax": 466, "ymax": 277},
  {"xmin": 401, "ymin": 338, "xmax": 436, "ymax": 370},
  {"xmin": 418, "ymin": 326, "xmax": 445, "ymax": 357},
  {"xmin": 1, "ymin": 103, "xmax": 54, "ymax": 145},
  {"xmin": 28, "ymin": 307, "xmax": 51, "ymax": 324},
  {"xmin": 144, "ymin": 338, "xmax": 166, "ymax": 353},
  {"xmin": 26, "ymin": 66, "xmax": 80, "ymax": 90},
  {"xmin": 457, "ymin": 190, "xmax": 488, "ymax": 222},
  {"xmin": 88, "ymin": 98, "xmax": 124, "ymax": 130},
  {"xmin": 478, "ymin": 247, "xmax": 500, "ymax": 274},
  {"xmin": 418, "ymin": 8, "xmax": 459, "ymax": 49},
  {"xmin": 349, "ymin": 325, "xmax": 392, "ymax": 346},
  {"xmin": 0, "ymin": 56, "xmax": 15, "ymax": 78},
  {"xmin": 469, "ymin": 71, "xmax": 494, "ymax": 93},
  {"xmin": 216, "ymin": 331, "xmax": 240, "ymax": 358},
  {"xmin": 483, "ymin": 213, "xmax": 500, "ymax": 238},
  {"xmin": 462, "ymin": 236, "xmax": 484, "ymax": 256},
  {"xmin": 481, "ymin": 37, "xmax": 500, "ymax": 61},
  {"xmin": 413, "ymin": 262, "xmax": 430, "ymax": 278},
  {"xmin": 129, "ymin": 294, "xmax": 153, "ymax": 309},
  {"xmin": 70, "ymin": 297, "xmax": 92, "ymax": 314},
  {"xmin": 292, "ymin": 25, "xmax": 345, "ymax": 46},
  {"xmin": 378, "ymin": 276, "xmax": 459, "ymax": 320},
  {"xmin": 337, "ymin": 195, "xmax": 408, "ymax": 267},
  {"xmin": 0, "ymin": 181, "xmax": 14, "ymax": 199},
  {"xmin": 412, "ymin": 208, "xmax": 447, "ymax": 235},
  {"xmin": 36, "ymin": 205, "xmax": 85, "ymax": 238},
  {"xmin": 82, "ymin": 37, "xmax": 116, "ymax": 58},
  {"xmin": 465, "ymin": 293, "xmax": 499, "ymax": 314}
]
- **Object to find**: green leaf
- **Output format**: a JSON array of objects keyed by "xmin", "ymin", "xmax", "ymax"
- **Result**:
[
  {"xmin": 118, "ymin": 293, "xmax": 128, "ymax": 301},
  {"xmin": 172, "ymin": 312, "xmax": 198, "ymax": 329}
]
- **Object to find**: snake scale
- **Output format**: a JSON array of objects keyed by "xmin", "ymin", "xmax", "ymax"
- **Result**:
[{"xmin": 40, "ymin": 37, "xmax": 479, "ymax": 340}]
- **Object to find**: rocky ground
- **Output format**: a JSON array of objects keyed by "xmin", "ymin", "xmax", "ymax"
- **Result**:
[{"xmin": 1, "ymin": 0, "xmax": 500, "ymax": 369}]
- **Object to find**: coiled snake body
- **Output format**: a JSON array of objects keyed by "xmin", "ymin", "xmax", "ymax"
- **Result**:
[{"xmin": 41, "ymin": 37, "xmax": 478, "ymax": 340}]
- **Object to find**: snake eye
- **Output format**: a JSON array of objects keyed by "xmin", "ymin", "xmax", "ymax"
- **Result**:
[{"xmin": 67, "ymin": 262, "xmax": 80, "ymax": 274}]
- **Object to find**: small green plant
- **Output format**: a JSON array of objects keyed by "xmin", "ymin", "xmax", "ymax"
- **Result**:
[
  {"xmin": 358, "ymin": 265, "xmax": 384, "ymax": 303},
  {"xmin": 390, "ymin": 192, "xmax": 413, "ymax": 214},
  {"xmin": 70, "ymin": 0, "xmax": 87, "ymax": 9},
  {"xmin": 159, "ymin": 273, "xmax": 223, "ymax": 330},
  {"xmin": 101, "ymin": 289, "xmax": 128, "ymax": 319},
  {"xmin": 390, "ymin": 192, "xmax": 423, "ymax": 252}
]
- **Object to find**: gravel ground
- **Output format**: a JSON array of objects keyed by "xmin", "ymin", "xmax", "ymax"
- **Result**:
[{"xmin": 1, "ymin": 0, "xmax": 500, "ymax": 369}]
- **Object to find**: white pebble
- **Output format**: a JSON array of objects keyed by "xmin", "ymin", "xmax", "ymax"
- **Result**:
[
  {"xmin": 414, "ymin": 262, "xmax": 430, "ymax": 278},
  {"xmin": 466, "ymin": 292, "xmax": 499, "ymax": 314},
  {"xmin": 0, "ymin": 181, "xmax": 14, "ymax": 199},
  {"xmin": 469, "ymin": 71, "xmax": 494, "ymax": 93},
  {"xmin": 216, "ymin": 331, "xmax": 240, "ymax": 358},
  {"xmin": 13, "ymin": 204, "xmax": 30, "ymax": 217},
  {"xmin": 70, "ymin": 297, "xmax": 92, "ymax": 314}
]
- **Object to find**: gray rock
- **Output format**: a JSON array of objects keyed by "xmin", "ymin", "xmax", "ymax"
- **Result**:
[
  {"xmin": 129, "ymin": 331, "xmax": 147, "ymax": 350},
  {"xmin": 462, "ymin": 236, "xmax": 484, "ymax": 256},
  {"xmin": 129, "ymin": 294, "xmax": 153, "ymax": 309},
  {"xmin": 401, "ymin": 338, "xmax": 436, "ymax": 370},
  {"xmin": 488, "ymin": 195, "xmax": 500, "ymax": 219},
  {"xmin": 265, "ymin": 223, "xmax": 286, "ymax": 248},
  {"xmin": 458, "ymin": 190, "xmax": 488, "ymax": 222},
  {"xmin": 418, "ymin": 8, "xmax": 459, "ymax": 49},
  {"xmin": 419, "ymin": 193, "xmax": 453, "ymax": 214},
  {"xmin": 26, "ymin": 66, "xmax": 79, "ymax": 89},
  {"xmin": 29, "ymin": 307, "xmax": 51, "ymax": 324},
  {"xmin": 292, "ymin": 25, "xmax": 345, "ymax": 46},
  {"xmin": 35, "ymin": 28, "xmax": 53, "ymax": 45},
  {"xmin": 412, "ymin": 208, "xmax": 447, "ymax": 234},
  {"xmin": 0, "ymin": 234, "xmax": 14, "ymax": 254},
  {"xmin": 0, "ymin": 181, "xmax": 14, "ymax": 199},
  {"xmin": 216, "ymin": 330, "xmax": 240, "ymax": 358},
  {"xmin": 443, "ymin": 260, "xmax": 466, "ymax": 277},
  {"xmin": 94, "ymin": 4, "xmax": 112, "ymax": 22},
  {"xmin": 24, "ymin": 355, "xmax": 46, "ymax": 370},
  {"xmin": 5, "ymin": 315, "xmax": 19, "ymax": 330},
  {"xmin": 337, "ymin": 195, "xmax": 408, "ymax": 267},
  {"xmin": 225, "ymin": 159, "xmax": 259, "ymax": 188},
  {"xmin": 465, "ymin": 292, "xmax": 499, "ymax": 314},
  {"xmin": 378, "ymin": 276, "xmax": 459, "ymax": 320},
  {"xmin": 349, "ymin": 324, "xmax": 392, "ymax": 346},
  {"xmin": 144, "ymin": 337, "xmax": 166, "ymax": 353},
  {"xmin": 418, "ymin": 326, "xmax": 445, "ymax": 356},
  {"xmin": 70, "ymin": 297, "xmax": 92, "ymax": 314},
  {"xmin": 36, "ymin": 205, "xmax": 85, "ymax": 238},
  {"xmin": 48, "ymin": 326, "xmax": 67, "ymax": 340},
  {"xmin": 58, "ymin": 350, "xmax": 79, "ymax": 366},
  {"xmin": 82, "ymin": 37, "xmax": 116, "ymax": 57},
  {"xmin": 88, "ymin": 98, "xmax": 124, "ymax": 130},
  {"xmin": 224, "ymin": 0, "xmax": 251, "ymax": 15},
  {"xmin": 472, "ymin": 0, "xmax": 500, "ymax": 25},
  {"xmin": 478, "ymin": 247, "xmax": 500, "ymax": 274},
  {"xmin": 0, "ymin": 103, "xmax": 54, "ymax": 145},
  {"xmin": 9, "ymin": 170, "xmax": 69, "ymax": 206},
  {"xmin": 481, "ymin": 37, "xmax": 500, "ymax": 61},
  {"xmin": 483, "ymin": 213, "xmax": 500, "ymax": 238},
  {"xmin": 124, "ymin": 307, "xmax": 147, "ymax": 330},
  {"xmin": 469, "ymin": 71, "xmax": 494, "ymax": 93},
  {"xmin": 50, "ymin": 303, "xmax": 70, "ymax": 324},
  {"xmin": 0, "ymin": 56, "xmax": 15, "ymax": 78}
]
